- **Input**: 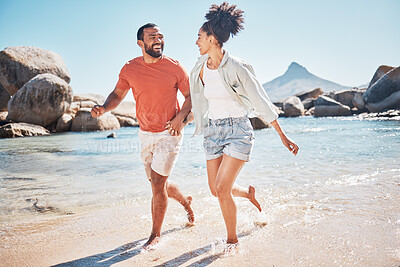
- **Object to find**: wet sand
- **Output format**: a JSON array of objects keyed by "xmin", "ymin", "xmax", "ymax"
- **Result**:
[{"xmin": 1, "ymin": 190, "xmax": 399, "ymax": 267}]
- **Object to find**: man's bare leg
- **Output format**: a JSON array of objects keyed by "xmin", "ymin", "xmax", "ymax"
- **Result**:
[
  {"xmin": 232, "ymin": 184, "xmax": 262, "ymax": 212},
  {"xmin": 166, "ymin": 180, "xmax": 195, "ymax": 223},
  {"xmin": 143, "ymin": 170, "xmax": 168, "ymax": 250}
]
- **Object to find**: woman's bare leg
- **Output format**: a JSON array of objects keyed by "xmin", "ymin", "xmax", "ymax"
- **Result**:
[
  {"xmin": 214, "ymin": 154, "xmax": 246, "ymax": 244},
  {"xmin": 207, "ymin": 157, "xmax": 261, "ymax": 211}
]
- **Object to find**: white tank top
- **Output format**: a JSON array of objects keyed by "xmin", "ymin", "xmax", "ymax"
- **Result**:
[{"xmin": 203, "ymin": 63, "xmax": 247, "ymax": 120}]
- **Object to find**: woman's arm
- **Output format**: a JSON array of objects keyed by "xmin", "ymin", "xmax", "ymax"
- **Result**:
[{"xmin": 270, "ymin": 119, "xmax": 299, "ymax": 155}]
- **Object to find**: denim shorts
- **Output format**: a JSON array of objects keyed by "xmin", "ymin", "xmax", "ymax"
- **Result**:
[{"xmin": 203, "ymin": 116, "xmax": 255, "ymax": 162}]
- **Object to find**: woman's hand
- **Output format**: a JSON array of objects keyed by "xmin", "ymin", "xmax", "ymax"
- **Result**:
[{"xmin": 280, "ymin": 135, "xmax": 299, "ymax": 155}]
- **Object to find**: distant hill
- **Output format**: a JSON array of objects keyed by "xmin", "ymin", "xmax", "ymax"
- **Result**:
[{"xmin": 263, "ymin": 62, "xmax": 351, "ymax": 101}]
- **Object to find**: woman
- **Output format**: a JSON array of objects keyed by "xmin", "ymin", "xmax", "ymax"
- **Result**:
[{"xmin": 190, "ymin": 2, "xmax": 299, "ymax": 250}]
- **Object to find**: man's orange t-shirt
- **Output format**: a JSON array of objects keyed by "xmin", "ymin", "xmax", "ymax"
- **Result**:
[{"xmin": 116, "ymin": 56, "xmax": 190, "ymax": 133}]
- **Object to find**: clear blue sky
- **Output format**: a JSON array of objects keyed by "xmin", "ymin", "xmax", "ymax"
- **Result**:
[{"xmin": 1, "ymin": 0, "xmax": 399, "ymax": 101}]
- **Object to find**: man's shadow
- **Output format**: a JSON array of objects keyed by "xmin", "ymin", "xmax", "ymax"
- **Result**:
[
  {"xmin": 53, "ymin": 224, "xmax": 265, "ymax": 267},
  {"xmin": 52, "ymin": 227, "xmax": 183, "ymax": 267}
]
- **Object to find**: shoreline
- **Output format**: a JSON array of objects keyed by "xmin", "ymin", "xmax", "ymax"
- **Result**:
[{"xmin": 1, "ymin": 191, "xmax": 399, "ymax": 267}]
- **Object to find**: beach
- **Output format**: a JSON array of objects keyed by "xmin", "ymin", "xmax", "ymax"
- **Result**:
[
  {"xmin": 1, "ymin": 181, "xmax": 399, "ymax": 266},
  {"xmin": 1, "ymin": 117, "xmax": 400, "ymax": 266}
]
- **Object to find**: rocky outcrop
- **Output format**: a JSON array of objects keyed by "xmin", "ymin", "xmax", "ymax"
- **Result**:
[
  {"xmin": 368, "ymin": 65, "xmax": 395, "ymax": 88},
  {"xmin": 73, "ymin": 94, "xmax": 105, "ymax": 105},
  {"xmin": 363, "ymin": 67, "xmax": 400, "ymax": 112},
  {"xmin": 111, "ymin": 101, "xmax": 138, "ymax": 127},
  {"xmin": 250, "ymin": 117, "xmax": 270, "ymax": 129},
  {"xmin": 69, "ymin": 94, "xmax": 106, "ymax": 117},
  {"xmin": 0, "ymin": 122, "xmax": 50, "ymax": 138},
  {"xmin": 302, "ymin": 98, "xmax": 314, "ymax": 110},
  {"xmin": 0, "ymin": 46, "xmax": 70, "ymax": 96},
  {"xmin": 295, "ymin": 88, "xmax": 323, "ymax": 101},
  {"xmin": 358, "ymin": 109, "xmax": 400, "ymax": 120},
  {"xmin": 329, "ymin": 89, "xmax": 365, "ymax": 109},
  {"xmin": 56, "ymin": 114, "xmax": 73, "ymax": 132},
  {"xmin": 115, "ymin": 116, "xmax": 139, "ymax": 127},
  {"xmin": 352, "ymin": 91, "xmax": 366, "ymax": 110},
  {"xmin": 0, "ymin": 83, "xmax": 10, "ymax": 111},
  {"xmin": 0, "ymin": 111, "xmax": 8, "ymax": 122},
  {"xmin": 313, "ymin": 95, "xmax": 352, "ymax": 117},
  {"xmin": 283, "ymin": 96, "xmax": 305, "ymax": 117},
  {"xmin": 111, "ymin": 101, "xmax": 136, "ymax": 117},
  {"xmin": 70, "ymin": 108, "xmax": 120, "ymax": 132},
  {"xmin": 7, "ymin": 74, "xmax": 72, "ymax": 127}
]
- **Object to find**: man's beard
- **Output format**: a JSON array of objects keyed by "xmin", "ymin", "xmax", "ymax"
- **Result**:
[{"xmin": 144, "ymin": 42, "xmax": 164, "ymax": 58}]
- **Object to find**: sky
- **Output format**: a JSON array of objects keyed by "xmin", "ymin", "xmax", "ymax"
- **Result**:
[{"xmin": 1, "ymin": 0, "xmax": 399, "ymax": 102}]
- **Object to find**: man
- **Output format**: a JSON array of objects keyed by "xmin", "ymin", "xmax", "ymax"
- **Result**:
[{"xmin": 91, "ymin": 23, "xmax": 194, "ymax": 250}]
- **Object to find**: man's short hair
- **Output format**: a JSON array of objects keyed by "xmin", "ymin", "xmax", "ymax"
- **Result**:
[{"xmin": 137, "ymin": 23, "xmax": 158, "ymax": 41}]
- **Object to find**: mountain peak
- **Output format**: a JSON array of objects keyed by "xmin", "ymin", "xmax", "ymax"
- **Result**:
[
  {"xmin": 284, "ymin": 62, "xmax": 311, "ymax": 77},
  {"xmin": 263, "ymin": 62, "xmax": 351, "ymax": 101}
]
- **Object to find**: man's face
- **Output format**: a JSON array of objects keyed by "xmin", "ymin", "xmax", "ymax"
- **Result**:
[{"xmin": 141, "ymin": 27, "xmax": 164, "ymax": 58}]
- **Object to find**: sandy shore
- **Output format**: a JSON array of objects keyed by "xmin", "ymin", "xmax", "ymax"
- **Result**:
[{"xmin": 1, "ymin": 191, "xmax": 399, "ymax": 267}]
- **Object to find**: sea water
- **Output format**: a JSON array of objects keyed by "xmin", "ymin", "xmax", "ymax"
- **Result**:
[{"xmin": 0, "ymin": 116, "xmax": 399, "ymax": 226}]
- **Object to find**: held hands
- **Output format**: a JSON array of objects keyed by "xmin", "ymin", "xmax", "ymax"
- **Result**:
[
  {"xmin": 91, "ymin": 105, "xmax": 105, "ymax": 118},
  {"xmin": 281, "ymin": 135, "xmax": 299, "ymax": 156},
  {"xmin": 165, "ymin": 116, "xmax": 184, "ymax": 136}
]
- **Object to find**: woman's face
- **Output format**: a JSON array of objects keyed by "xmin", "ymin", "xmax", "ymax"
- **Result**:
[{"xmin": 196, "ymin": 28, "xmax": 212, "ymax": 55}]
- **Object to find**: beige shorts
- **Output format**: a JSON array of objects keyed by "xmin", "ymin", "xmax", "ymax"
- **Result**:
[{"xmin": 138, "ymin": 129, "xmax": 183, "ymax": 179}]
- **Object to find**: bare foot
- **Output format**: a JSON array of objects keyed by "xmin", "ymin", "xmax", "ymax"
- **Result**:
[
  {"xmin": 183, "ymin": 195, "xmax": 195, "ymax": 224},
  {"xmin": 223, "ymin": 242, "xmax": 239, "ymax": 254},
  {"xmin": 142, "ymin": 235, "xmax": 160, "ymax": 251},
  {"xmin": 249, "ymin": 185, "xmax": 262, "ymax": 212}
]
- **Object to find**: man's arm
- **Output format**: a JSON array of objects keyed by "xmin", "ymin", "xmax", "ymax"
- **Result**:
[
  {"xmin": 91, "ymin": 87, "xmax": 129, "ymax": 118},
  {"xmin": 165, "ymin": 90, "xmax": 192, "ymax": 136}
]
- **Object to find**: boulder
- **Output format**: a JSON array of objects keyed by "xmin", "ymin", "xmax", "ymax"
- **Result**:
[
  {"xmin": 313, "ymin": 95, "xmax": 352, "ymax": 117},
  {"xmin": 56, "ymin": 114, "xmax": 73, "ymax": 132},
  {"xmin": 368, "ymin": 65, "xmax": 395, "ymax": 88},
  {"xmin": 305, "ymin": 107, "xmax": 315, "ymax": 116},
  {"xmin": 273, "ymin": 100, "xmax": 284, "ymax": 109},
  {"xmin": 70, "ymin": 108, "xmax": 120, "ymax": 132},
  {"xmin": 0, "ymin": 111, "xmax": 8, "ymax": 122},
  {"xmin": 111, "ymin": 101, "xmax": 137, "ymax": 127},
  {"xmin": 0, "ymin": 83, "xmax": 10, "ymax": 111},
  {"xmin": 111, "ymin": 101, "xmax": 136, "ymax": 118},
  {"xmin": 7, "ymin": 73, "xmax": 73, "ymax": 127},
  {"xmin": 329, "ymin": 89, "xmax": 363, "ymax": 108},
  {"xmin": 363, "ymin": 67, "xmax": 400, "ymax": 112},
  {"xmin": 283, "ymin": 96, "xmax": 304, "ymax": 117},
  {"xmin": 249, "ymin": 117, "xmax": 270, "ymax": 129},
  {"xmin": 68, "ymin": 102, "xmax": 80, "ymax": 115},
  {"xmin": 73, "ymin": 94, "xmax": 105, "ymax": 105},
  {"xmin": 78, "ymin": 100, "xmax": 98, "ymax": 109},
  {"xmin": 0, "ymin": 122, "xmax": 50, "ymax": 138},
  {"xmin": 115, "ymin": 115, "xmax": 139, "ymax": 127},
  {"xmin": 295, "ymin": 88, "xmax": 323, "ymax": 101},
  {"xmin": 302, "ymin": 98, "xmax": 314, "ymax": 110},
  {"xmin": 0, "ymin": 46, "xmax": 70, "ymax": 96},
  {"xmin": 352, "ymin": 91, "xmax": 366, "ymax": 110},
  {"xmin": 358, "ymin": 109, "xmax": 400, "ymax": 120}
]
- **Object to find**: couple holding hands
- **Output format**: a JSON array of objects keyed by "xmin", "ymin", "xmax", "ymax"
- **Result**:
[{"xmin": 91, "ymin": 2, "xmax": 298, "ymax": 252}]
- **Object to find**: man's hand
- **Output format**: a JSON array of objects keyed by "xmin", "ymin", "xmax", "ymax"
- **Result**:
[{"xmin": 91, "ymin": 105, "xmax": 105, "ymax": 118}]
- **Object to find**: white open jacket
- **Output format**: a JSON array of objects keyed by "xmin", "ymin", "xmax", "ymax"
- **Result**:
[{"xmin": 190, "ymin": 51, "xmax": 278, "ymax": 135}]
